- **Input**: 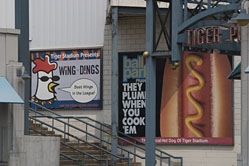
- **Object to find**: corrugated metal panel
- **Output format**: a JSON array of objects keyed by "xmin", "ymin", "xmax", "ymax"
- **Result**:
[
  {"xmin": 30, "ymin": 0, "xmax": 107, "ymax": 50},
  {"xmin": 0, "ymin": 0, "xmax": 15, "ymax": 29}
]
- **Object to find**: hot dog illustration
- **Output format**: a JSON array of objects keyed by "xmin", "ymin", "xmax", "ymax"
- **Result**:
[{"xmin": 160, "ymin": 50, "xmax": 232, "ymax": 138}]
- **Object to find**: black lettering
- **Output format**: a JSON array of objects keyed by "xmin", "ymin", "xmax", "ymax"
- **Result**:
[
  {"xmin": 95, "ymin": 65, "xmax": 99, "ymax": 74},
  {"xmin": 80, "ymin": 65, "xmax": 100, "ymax": 75},
  {"xmin": 59, "ymin": 66, "xmax": 65, "ymax": 75},
  {"xmin": 59, "ymin": 66, "xmax": 76, "ymax": 75}
]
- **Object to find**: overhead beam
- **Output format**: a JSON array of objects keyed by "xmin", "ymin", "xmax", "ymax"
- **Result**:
[
  {"xmin": 178, "ymin": 4, "xmax": 240, "ymax": 33},
  {"xmin": 117, "ymin": 6, "xmax": 169, "ymax": 15}
]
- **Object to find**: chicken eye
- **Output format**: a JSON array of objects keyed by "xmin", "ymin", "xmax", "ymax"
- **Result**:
[
  {"xmin": 52, "ymin": 76, "xmax": 60, "ymax": 81},
  {"xmin": 40, "ymin": 76, "xmax": 49, "ymax": 82}
]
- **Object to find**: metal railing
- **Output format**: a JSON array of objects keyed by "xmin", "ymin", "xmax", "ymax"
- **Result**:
[
  {"xmin": 29, "ymin": 101, "xmax": 183, "ymax": 166},
  {"xmin": 29, "ymin": 116, "xmax": 110, "ymax": 166},
  {"xmin": 29, "ymin": 103, "xmax": 130, "ymax": 166}
]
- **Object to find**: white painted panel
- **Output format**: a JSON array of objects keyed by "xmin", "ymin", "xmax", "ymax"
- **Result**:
[
  {"xmin": 110, "ymin": 0, "xmax": 168, "ymax": 8},
  {"xmin": 111, "ymin": 0, "xmax": 146, "ymax": 7},
  {"xmin": 30, "ymin": 0, "xmax": 107, "ymax": 50},
  {"xmin": 0, "ymin": 0, "xmax": 15, "ymax": 29}
]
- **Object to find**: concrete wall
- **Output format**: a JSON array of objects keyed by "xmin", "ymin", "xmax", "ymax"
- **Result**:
[
  {"xmin": 0, "ymin": 29, "xmax": 60, "ymax": 166},
  {"xmin": 0, "ymin": 29, "xmax": 20, "ymax": 77},
  {"xmin": 240, "ymin": 23, "xmax": 249, "ymax": 166},
  {"xmin": 9, "ymin": 136, "xmax": 60, "ymax": 166},
  {"xmin": 103, "ymin": 15, "xmax": 241, "ymax": 166},
  {"xmin": 6, "ymin": 63, "xmax": 60, "ymax": 166},
  {"xmin": 0, "ymin": 104, "xmax": 11, "ymax": 162}
]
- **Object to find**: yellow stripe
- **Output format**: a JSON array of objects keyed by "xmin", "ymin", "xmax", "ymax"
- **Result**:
[{"xmin": 185, "ymin": 55, "xmax": 204, "ymax": 137}]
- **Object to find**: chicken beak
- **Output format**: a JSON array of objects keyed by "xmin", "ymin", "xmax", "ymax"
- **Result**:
[{"xmin": 48, "ymin": 82, "xmax": 58, "ymax": 93}]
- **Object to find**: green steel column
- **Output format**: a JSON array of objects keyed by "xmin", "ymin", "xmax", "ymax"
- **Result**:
[
  {"xmin": 15, "ymin": 0, "xmax": 30, "ymax": 135},
  {"xmin": 208, "ymin": 0, "xmax": 211, "ymax": 8},
  {"xmin": 145, "ymin": 0, "xmax": 156, "ymax": 165},
  {"xmin": 111, "ymin": 7, "xmax": 118, "ymax": 166},
  {"xmin": 171, "ymin": 0, "xmax": 183, "ymax": 61},
  {"xmin": 184, "ymin": 0, "xmax": 188, "ymax": 21}
]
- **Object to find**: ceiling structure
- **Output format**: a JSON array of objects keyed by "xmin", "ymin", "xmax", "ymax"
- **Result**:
[{"xmin": 153, "ymin": 0, "xmax": 242, "ymax": 61}]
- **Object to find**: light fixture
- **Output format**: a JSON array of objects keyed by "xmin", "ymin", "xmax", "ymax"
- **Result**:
[
  {"xmin": 232, "ymin": 9, "xmax": 249, "ymax": 26},
  {"xmin": 143, "ymin": 51, "xmax": 150, "ymax": 57},
  {"xmin": 227, "ymin": 13, "xmax": 238, "ymax": 24},
  {"xmin": 21, "ymin": 70, "xmax": 30, "ymax": 80},
  {"xmin": 172, "ymin": 61, "xmax": 179, "ymax": 70}
]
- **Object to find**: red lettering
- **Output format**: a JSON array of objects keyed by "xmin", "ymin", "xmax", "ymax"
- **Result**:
[
  {"xmin": 237, "ymin": 25, "xmax": 240, "ymax": 42},
  {"xmin": 192, "ymin": 29, "xmax": 196, "ymax": 45},
  {"xmin": 229, "ymin": 26, "xmax": 236, "ymax": 42},
  {"xmin": 205, "ymin": 27, "xmax": 212, "ymax": 44},
  {"xmin": 213, "ymin": 27, "xmax": 220, "ymax": 43},
  {"xmin": 186, "ymin": 29, "xmax": 192, "ymax": 45},
  {"xmin": 197, "ymin": 28, "xmax": 205, "ymax": 45}
]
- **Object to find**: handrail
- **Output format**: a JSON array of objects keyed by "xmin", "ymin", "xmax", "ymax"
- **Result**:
[
  {"xmin": 30, "ymin": 117, "xmax": 109, "ymax": 165},
  {"xmin": 30, "ymin": 115, "xmax": 171, "ymax": 161},
  {"xmin": 32, "ymin": 113, "xmax": 181, "ymax": 159},
  {"xmin": 31, "ymin": 114, "xmax": 182, "ymax": 161},
  {"xmin": 30, "ymin": 115, "xmax": 146, "ymax": 159},
  {"xmin": 30, "ymin": 102, "xmax": 147, "ymax": 159},
  {"xmin": 60, "ymin": 141, "xmax": 109, "ymax": 165},
  {"xmin": 30, "ymin": 108, "xmax": 128, "ymax": 159},
  {"xmin": 60, "ymin": 152, "xmax": 82, "ymax": 162},
  {"xmin": 30, "ymin": 125, "xmax": 109, "ymax": 165},
  {"xmin": 29, "ymin": 106, "xmax": 131, "ymax": 164},
  {"xmin": 30, "ymin": 108, "xmax": 111, "ymax": 146},
  {"xmin": 29, "ymin": 101, "xmax": 183, "ymax": 166}
]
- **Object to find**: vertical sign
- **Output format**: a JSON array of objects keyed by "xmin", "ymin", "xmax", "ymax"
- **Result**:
[{"xmin": 119, "ymin": 52, "xmax": 146, "ymax": 137}]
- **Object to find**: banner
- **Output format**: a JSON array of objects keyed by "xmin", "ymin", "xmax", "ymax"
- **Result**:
[
  {"xmin": 31, "ymin": 49, "xmax": 102, "ymax": 109},
  {"xmin": 118, "ymin": 51, "xmax": 233, "ymax": 145},
  {"xmin": 118, "ymin": 52, "xmax": 146, "ymax": 137}
]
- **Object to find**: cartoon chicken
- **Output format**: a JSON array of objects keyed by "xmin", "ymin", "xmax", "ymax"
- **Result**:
[{"xmin": 32, "ymin": 55, "xmax": 60, "ymax": 105}]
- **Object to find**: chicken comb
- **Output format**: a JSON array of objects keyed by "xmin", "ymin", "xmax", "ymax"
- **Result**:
[{"xmin": 33, "ymin": 55, "xmax": 57, "ymax": 73}]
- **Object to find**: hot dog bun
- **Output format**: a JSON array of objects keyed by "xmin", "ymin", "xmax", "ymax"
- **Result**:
[
  {"xmin": 160, "ymin": 60, "xmax": 182, "ymax": 137},
  {"xmin": 211, "ymin": 50, "xmax": 232, "ymax": 137}
]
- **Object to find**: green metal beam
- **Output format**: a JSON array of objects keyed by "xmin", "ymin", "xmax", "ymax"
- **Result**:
[
  {"xmin": 15, "ymin": 0, "xmax": 30, "ymax": 135},
  {"xmin": 178, "ymin": 4, "xmax": 240, "ymax": 33},
  {"xmin": 171, "ymin": 0, "xmax": 183, "ymax": 61},
  {"xmin": 145, "ymin": 0, "xmax": 156, "ymax": 165},
  {"xmin": 111, "ymin": 7, "xmax": 118, "ymax": 166}
]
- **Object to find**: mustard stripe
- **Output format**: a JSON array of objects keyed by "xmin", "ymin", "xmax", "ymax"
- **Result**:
[{"xmin": 185, "ymin": 55, "xmax": 204, "ymax": 137}]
